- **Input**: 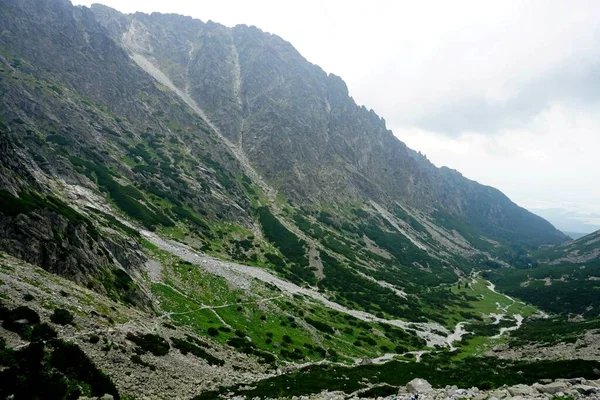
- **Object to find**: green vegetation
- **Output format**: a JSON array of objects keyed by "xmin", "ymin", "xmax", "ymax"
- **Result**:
[
  {"xmin": 171, "ymin": 337, "xmax": 224, "ymax": 366},
  {"xmin": 0, "ymin": 190, "xmax": 98, "ymax": 237},
  {"xmin": 125, "ymin": 332, "xmax": 170, "ymax": 356},
  {"xmin": 509, "ymin": 318, "xmax": 600, "ymax": 347},
  {"xmin": 485, "ymin": 260, "xmax": 600, "ymax": 316},
  {"xmin": 130, "ymin": 354, "xmax": 156, "ymax": 371},
  {"xmin": 50, "ymin": 308, "xmax": 74, "ymax": 326},
  {"xmin": 0, "ymin": 304, "xmax": 118, "ymax": 399},
  {"xmin": 257, "ymin": 207, "xmax": 314, "ymax": 284},
  {"xmin": 194, "ymin": 356, "xmax": 600, "ymax": 399},
  {"xmin": 70, "ymin": 155, "xmax": 174, "ymax": 229}
]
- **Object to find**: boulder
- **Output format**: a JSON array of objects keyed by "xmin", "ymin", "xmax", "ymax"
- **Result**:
[
  {"xmin": 573, "ymin": 385, "xmax": 599, "ymax": 395},
  {"xmin": 407, "ymin": 378, "xmax": 433, "ymax": 394},
  {"xmin": 535, "ymin": 381, "xmax": 569, "ymax": 395},
  {"xmin": 489, "ymin": 389, "xmax": 510, "ymax": 399},
  {"xmin": 508, "ymin": 384, "xmax": 535, "ymax": 397}
]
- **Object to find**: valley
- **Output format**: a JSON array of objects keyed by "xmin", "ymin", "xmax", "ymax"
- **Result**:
[{"xmin": 0, "ymin": 0, "xmax": 599, "ymax": 398}]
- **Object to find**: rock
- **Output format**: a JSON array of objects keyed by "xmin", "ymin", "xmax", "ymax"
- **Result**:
[
  {"xmin": 508, "ymin": 384, "xmax": 535, "ymax": 397},
  {"xmin": 489, "ymin": 389, "xmax": 510, "ymax": 399},
  {"xmin": 407, "ymin": 378, "xmax": 433, "ymax": 394},
  {"xmin": 100, "ymin": 395, "xmax": 114, "ymax": 400},
  {"xmin": 573, "ymin": 384, "xmax": 599, "ymax": 395},
  {"xmin": 567, "ymin": 377, "xmax": 583, "ymax": 385},
  {"xmin": 472, "ymin": 393, "xmax": 488, "ymax": 400},
  {"xmin": 535, "ymin": 381, "xmax": 569, "ymax": 395}
]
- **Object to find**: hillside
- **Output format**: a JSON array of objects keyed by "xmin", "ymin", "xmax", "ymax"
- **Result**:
[
  {"xmin": 0, "ymin": 1, "xmax": 593, "ymax": 399},
  {"xmin": 487, "ymin": 229, "xmax": 600, "ymax": 317}
]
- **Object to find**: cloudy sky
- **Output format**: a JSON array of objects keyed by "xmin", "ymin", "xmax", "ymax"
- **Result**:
[{"xmin": 73, "ymin": 0, "xmax": 600, "ymax": 233}]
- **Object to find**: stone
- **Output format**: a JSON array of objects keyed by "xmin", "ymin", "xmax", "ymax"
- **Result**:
[
  {"xmin": 508, "ymin": 384, "xmax": 535, "ymax": 397},
  {"xmin": 535, "ymin": 381, "xmax": 569, "ymax": 395},
  {"xmin": 407, "ymin": 378, "xmax": 433, "ymax": 394},
  {"xmin": 573, "ymin": 385, "xmax": 599, "ymax": 395},
  {"xmin": 489, "ymin": 389, "xmax": 510, "ymax": 399}
]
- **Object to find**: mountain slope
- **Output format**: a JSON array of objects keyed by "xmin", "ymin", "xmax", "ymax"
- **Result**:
[
  {"xmin": 91, "ymin": 4, "xmax": 567, "ymax": 250},
  {"xmin": 487, "ymin": 229, "xmax": 600, "ymax": 317}
]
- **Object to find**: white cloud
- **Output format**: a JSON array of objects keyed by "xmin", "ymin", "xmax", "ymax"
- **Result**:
[{"xmin": 395, "ymin": 103, "xmax": 600, "ymax": 217}]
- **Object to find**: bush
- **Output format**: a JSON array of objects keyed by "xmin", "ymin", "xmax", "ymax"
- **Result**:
[
  {"xmin": 130, "ymin": 354, "xmax": 156, "ymax": 370},
  {"xmin": 2, "ymin": 305, "xmax": 40, "ymax": 339},
  {"xmin": 305, "ymin": 318, "xmax": 335, "ymax": 334},
  {"xmin": 207, "ymin": 327, "xmax": 219, "ymax": 337},
  {"xmin": 126, "ymin": 332, "xmax": 170, "ymax": 356},
  {"xmin": 171, "ymin": 338, "xmax": 224, "ymax": 366},
  {"xmin": 50, "ymin": 308, "xmax": 74, "ymax": 326},
  {"xmin": 30, "ymin": 323, "xmax": 57, "ymax": 342}
]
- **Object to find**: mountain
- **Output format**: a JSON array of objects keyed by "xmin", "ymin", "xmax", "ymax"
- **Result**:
[
  {"xmin": 0, "ymin": 1, "xmax": 590, "ymax": 399},
  {"xmin": 90, "ymin": 4, "xmax": 566, "ymax": 249}
]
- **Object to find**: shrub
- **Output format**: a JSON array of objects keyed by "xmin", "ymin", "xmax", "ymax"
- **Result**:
[
  {"xmin": 171, "ymin": 338, "xmax": 224, "ymax": 366},
  {"xmin": 130, "ymin": 354, "xmax": 156, "ymax": 370},
  {"xmin": 305, "ymin": 318, "xmax": 335, "ymax": 334},
  {"xmin": 30, "ymin": 323, "xmax": 57, "ymax": 342},
  {"xmin": 50, "ymin": 308, "xmax": 74, "ymax": 326},
  {"xmin": 126, "ymin": 332, "xmax": 170, "ymax": 356},
  {"xmin": 2, "ymin": 305, "xmax": 40, "ymax": 339},
  {"xmin": 207, "ymin": 327, "xmax": 219, "ymax": 337}
]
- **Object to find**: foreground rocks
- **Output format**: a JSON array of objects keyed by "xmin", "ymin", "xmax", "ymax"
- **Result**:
[{"xmin": 293, "ymin": 377, "xmax": 600, "ymax": 400}]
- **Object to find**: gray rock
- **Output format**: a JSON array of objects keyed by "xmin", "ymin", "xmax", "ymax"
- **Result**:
[
  {"xmin": 508, "ymin": 384, "xmax": 535, "ymax": 397},
  {"xmin": 489, "ymin": 389, "xmax": 510, "ymax": 399},
  {"xmin": 407, "ymin": 378, "xmax": 433, "ymax": 394},
  {"xmin": 535, "ymin": 381, "xmax": 569, "ymax": 395},
  {"xmin": 573, "ymin": 384, "xmax": 599, "ymax": 395}
]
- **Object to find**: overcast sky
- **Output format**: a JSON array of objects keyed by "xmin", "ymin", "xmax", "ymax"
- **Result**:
[{"xmin": 73, "ymin": 0, "xmax": 600, "ymax": 233}]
